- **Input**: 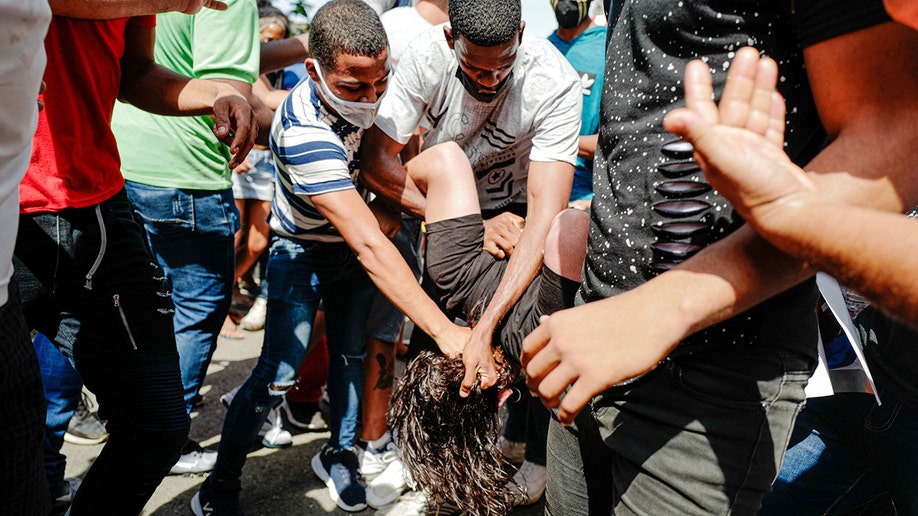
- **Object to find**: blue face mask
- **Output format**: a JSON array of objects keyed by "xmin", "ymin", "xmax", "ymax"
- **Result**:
[{"xmin": 313, "ymin": 61, "xmax": 389, "ymax": 129}]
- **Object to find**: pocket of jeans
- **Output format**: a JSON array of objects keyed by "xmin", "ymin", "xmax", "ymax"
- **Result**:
[
  {"xmin": 189, "ymin": 189, "xmax": 239, "ymax": 237},
  {"xmin": 864, "ymin": 396, "xmax": 903, "ymax": 432},
  {"xmin": 667, "ymin": 357, "xmax": 771, "ymax": 410},
  {"xmin": 125, "ymin": 185, "xmax": 194, "ymax": 238}
]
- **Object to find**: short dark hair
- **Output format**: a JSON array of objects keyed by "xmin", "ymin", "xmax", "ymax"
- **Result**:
[
  {"xmin": 310, "ymin": 0, "xmax": 388, "ymax": 70},
  {"xmin": 448, "ymin": 0, "xmax": 521, "ymax": 47}
]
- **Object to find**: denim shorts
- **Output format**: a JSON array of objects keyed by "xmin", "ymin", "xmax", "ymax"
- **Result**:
[{"xmin": 231, "ymin": 149, "xmax": 275, "ymax": 201}]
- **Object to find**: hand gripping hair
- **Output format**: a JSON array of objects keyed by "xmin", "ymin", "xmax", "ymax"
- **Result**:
[{"xmin": 388, "ymin": 348, "xmax": 519, "ymax": 515}]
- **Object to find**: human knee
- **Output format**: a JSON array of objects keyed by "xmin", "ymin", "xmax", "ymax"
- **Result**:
[{"xmin": 422, "ymin": 142, "xmax": 468, "ymax": 182}]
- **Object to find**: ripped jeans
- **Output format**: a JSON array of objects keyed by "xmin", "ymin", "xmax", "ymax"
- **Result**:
[{"xmin": 211, "ymin": 235, "xmax": 375, "ymax": 484}]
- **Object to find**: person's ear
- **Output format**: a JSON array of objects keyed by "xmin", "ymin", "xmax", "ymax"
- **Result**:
[
  {"xmin": 305, "ymin": 58, "xmax": 319, "ymax": 83},
  {"xmin": 444, "ymin": 26, "xmax": 455, "ymax": 49},
  {"xmin": 518, "ymin": 21, "xmax": 525, "ymax": 43}
]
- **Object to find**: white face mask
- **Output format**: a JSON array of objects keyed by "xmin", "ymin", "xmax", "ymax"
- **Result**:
[{"xmin": 313, "ymin": 61, "xmax": 388, "ymax": 129}]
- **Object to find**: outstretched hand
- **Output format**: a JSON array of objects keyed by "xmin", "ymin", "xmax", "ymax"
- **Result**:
[{"xmin": 662, "ymin": 47, "xmax": 818, "ymax": 231}]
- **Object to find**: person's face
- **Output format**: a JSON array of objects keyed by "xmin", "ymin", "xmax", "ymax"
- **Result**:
[
  {"xmin": 260, "ymin": 22, "xmax": 286, "ymax": 43},
  {"xmin": 307, "ymin": 50, "xmax": 390, "ymax": 104},
  {"xmin": 445, "ymin": 24, "xmax": 523, "ymax": 96}
]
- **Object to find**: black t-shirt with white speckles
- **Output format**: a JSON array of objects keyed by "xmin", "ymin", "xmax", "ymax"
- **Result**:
[{"xmin": 582, "ymin": 0, "xmax": 890, "ymax": 356}]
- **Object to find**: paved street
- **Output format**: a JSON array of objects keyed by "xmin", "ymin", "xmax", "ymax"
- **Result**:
[{"xmin": 63, "ymin": 327, "xmax": 545, "ymax": 515}]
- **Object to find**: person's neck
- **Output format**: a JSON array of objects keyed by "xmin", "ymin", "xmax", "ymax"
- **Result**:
[
  {"xmin": 416, "ymin": 0, "xmax": 449, "ymax": 25},
  {"xmin": 556, "ymin": 17, "xmax": 594, "ymax": 42}
]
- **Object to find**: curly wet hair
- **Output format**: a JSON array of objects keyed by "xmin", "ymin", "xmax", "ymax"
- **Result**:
[{"xmin": 389, "ymin": 350, "xmax": 519, "ymax": 515}]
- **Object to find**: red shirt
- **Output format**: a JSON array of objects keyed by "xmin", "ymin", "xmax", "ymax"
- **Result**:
[{"xmin": 20, "ymin": 15, "xmax": 155, "ymax": 213}]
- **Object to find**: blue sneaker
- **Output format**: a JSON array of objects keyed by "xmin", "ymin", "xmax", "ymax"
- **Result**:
[{"xmin": 311, "ymin": 445, "xmax": 367, "ymax": 512}]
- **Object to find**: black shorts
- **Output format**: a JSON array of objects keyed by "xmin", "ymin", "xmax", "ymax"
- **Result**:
[{"xmin": 425, "ymin": 214, "xmax": 578, "ymax": 361}]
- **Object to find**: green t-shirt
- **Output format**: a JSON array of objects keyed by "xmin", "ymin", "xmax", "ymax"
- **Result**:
[{"xmin": 112, "ymin": 0, "xmax": 259, "ymax": 190}]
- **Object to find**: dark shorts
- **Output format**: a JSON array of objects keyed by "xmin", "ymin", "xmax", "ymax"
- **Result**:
[{"xmin": 425, "ymin": 214, "xmax": 578, "ymax": 361}]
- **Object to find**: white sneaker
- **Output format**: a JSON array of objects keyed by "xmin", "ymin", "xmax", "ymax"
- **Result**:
[
  {"xmin": 261, "ymin": 406, "xmax": 293, "ymax": 448},
  {"xmin": 239, "ymin": 297, "xmax": 267, "ymax": 331},
  {"xmin": 509, "ymin": 460, "xmax": 547, "ymax": 506},
  {"xmin": 374, "ymin": 489, "xmax": 428, "ymax": 516},
  {"xmin": 221, "ymin": 385, "xmax": 292, "ymax": 448},
  {"xmin": 497, "ymin": 436, "xmax": 526, "ymax": 465},
  {"xmin": 357, "ymin": 437, "xmax": 399, "ymax": 476},
  {"xmin": 170, "ymin": 441, "xmax": 218, "ymax": 474},
  {"xmin": 367, "ymin": 458, "xmax": 408, "ymax": 509}
]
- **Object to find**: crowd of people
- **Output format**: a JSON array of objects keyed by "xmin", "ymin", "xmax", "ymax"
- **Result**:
[{"xmin": 1, "ymin": 0, "xmax": 916, "ymax": 515}]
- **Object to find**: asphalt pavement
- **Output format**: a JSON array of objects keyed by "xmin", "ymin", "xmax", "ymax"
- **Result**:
[{"xmin": 62, "ymin": 326, "xmax": 546, "ymax": 516}]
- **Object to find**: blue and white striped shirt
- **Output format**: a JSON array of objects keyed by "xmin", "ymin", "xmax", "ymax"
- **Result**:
[{"xmin": 268, "ymin": 77, "xmax": 370, "ymax": 242}]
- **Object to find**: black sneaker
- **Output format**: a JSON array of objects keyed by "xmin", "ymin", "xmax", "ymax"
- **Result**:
[
  {"xmin": 64, "ymin": 395, "xmax": 108, "ymax": 446},
  {"xmin": 190, "ymin": 479, "xmax": 243, "ymax": 516},
  {"xmin": 311, "ymin": 445, "xmax": 367, "ymax": 512}
]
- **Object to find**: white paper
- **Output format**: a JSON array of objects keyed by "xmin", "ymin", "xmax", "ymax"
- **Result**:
[{"xmin": 816, "ymin": 272, "xmax": 881, "ymax": 405}]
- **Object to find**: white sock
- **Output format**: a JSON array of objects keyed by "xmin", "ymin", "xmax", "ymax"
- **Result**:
[{"xmin": 366, "ymin": 432, "xmax": 391, "ymax": 450}]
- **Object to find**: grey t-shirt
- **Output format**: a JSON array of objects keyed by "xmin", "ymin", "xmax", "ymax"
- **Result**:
[{"xmin": 374, "ymin": 25, "xmax": 582, "ymax": 211}]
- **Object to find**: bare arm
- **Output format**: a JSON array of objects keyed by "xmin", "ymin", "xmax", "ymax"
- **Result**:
[
  {"xmin": 49, "ymin": 0, "xmax": 225, "ymax": 18},
  {"xmin": 253, "ymin": 76, "xmax": 289, "ymax": 110},
  {"xmin": 359, "ymin": 125, "xmax": 428, "ymax": 218},
  {"xmin": 523, "ymin": 22, "xmax": 918, "ymax": 424},
  {"xmin": 577, "ymin": 134, "xmax": 597, "ymax": 159},
  {"xmin": 119, "ymin": 24, "xmax": 257, "ymax": 168},
  {"xmin": 260, "ymin": 34, "xmax": 309, "ymax": 75},
  {"xmin": 459, "ymin": 159, "xmax": 572, "ymax": 396},
  {"xmin": 311, "ymin": 188, "xmax": 470, "ymax": 357}
]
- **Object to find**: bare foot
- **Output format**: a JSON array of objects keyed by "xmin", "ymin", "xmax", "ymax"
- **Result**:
[{"xmin": 220, "ymin": 316, "xmax": 245, "ymax": 340}]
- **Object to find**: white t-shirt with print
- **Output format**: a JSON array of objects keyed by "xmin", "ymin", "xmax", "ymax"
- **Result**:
[{"xmin": 374, "ymin": 25, "xmax": 582, "ymax": 211}]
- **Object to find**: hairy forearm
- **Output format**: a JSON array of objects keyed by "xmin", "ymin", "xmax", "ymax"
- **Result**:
[
  {"xmin": 260, "ymin": 34, "xmax": 309, "ymax": 75},
  {"xmin": 474, "ymin": 224, "xmax": 546, "ymax": 334},
  {"xmin": 121, "ymin": 62, "xmax": 234, "ymax": 116},
  {"xmin": 356, "ymin": 237, "xmax": 453, "ymax": 339},
  {"xmin": 50, "ymin": 0, "xmax": 184, "ymax": 18},
  {"xmin": 752, "ymin": 197, "xmax": 918, "ymax": 327}
]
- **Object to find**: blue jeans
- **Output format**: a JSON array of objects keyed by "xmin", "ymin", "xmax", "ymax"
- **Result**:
[
  {"xmin": 13, "ymin": 190, "xmax": 188, "ymax": 514},
  {"xmin": 34, "ymin": 331, "xmax": 82, "ymax": 492},
  {"xmin": 546, "ymin": 348, "xmax": 811, "ymax": 515},
  {"xmin": 211, "ymin": 235, "xmax": 375, "ymax": 484},
  {"xmin": 760, "ymin": 391, "xmax": 918, "ymax": 514},
  {"xmin": 124, "ymin": 181, "xmax": 238, "ymax": 413}
]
